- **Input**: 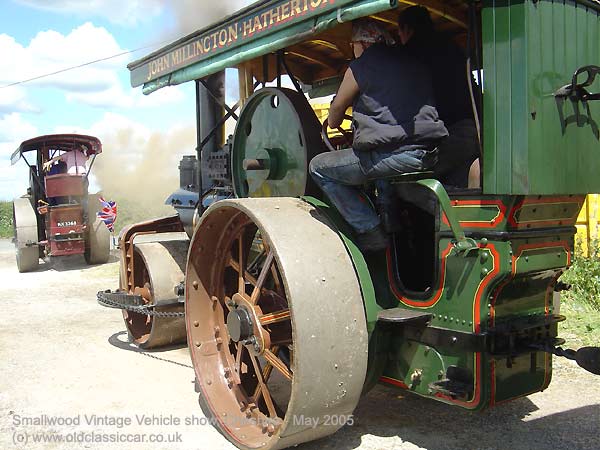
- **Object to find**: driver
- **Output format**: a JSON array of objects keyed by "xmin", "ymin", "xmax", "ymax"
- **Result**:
[
  {"xmin": 43, "ymin": 145, "xmax": 88, "ymax": 175},
  {"xmin": 309, "ymin": 19, "xmax": 448, "ymax": 252}
]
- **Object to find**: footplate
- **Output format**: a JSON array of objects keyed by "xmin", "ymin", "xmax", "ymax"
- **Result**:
[{"xmin": 377, "ymin": 307, "xmax": 432, "ymax": 325}]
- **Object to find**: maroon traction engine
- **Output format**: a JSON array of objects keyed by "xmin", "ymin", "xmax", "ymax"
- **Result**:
[{"xmin": 11, "ymin": 134, "xmax": 110, "ymax": 272}]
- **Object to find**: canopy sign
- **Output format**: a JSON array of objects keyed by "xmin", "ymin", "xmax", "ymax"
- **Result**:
[{"xmin": 129, "ymin": 0, "xmax": 354, "ymax": 87}]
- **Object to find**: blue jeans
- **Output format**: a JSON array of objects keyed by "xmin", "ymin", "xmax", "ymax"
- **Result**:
[{"xmin": 309, "ymin": 147, "xmax": 437, "ymax": 233}]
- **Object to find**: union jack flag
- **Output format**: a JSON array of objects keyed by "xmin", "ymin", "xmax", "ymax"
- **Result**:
[{"xmin": 97, "ymin": 197, "xmax": 117, "ymax": 233}]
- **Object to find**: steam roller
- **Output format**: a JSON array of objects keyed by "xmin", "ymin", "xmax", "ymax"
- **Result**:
[{"xmin": 98, "ymin": 1, "xmax": 600, "ymax": 448}]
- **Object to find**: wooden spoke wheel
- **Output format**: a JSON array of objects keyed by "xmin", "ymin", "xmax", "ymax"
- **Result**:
[
  {"xmin": 122, "ymin": 233, "xmax": 188, "ymax": 349},
  {"xmin": 186, "ymin": 198, "xmax": 368, "ymax": 449}
]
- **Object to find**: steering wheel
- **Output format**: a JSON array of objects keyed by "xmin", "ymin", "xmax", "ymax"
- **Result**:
[{"xmin": 321, "ymin": 114, "xmax": 354, "ymax": 151}]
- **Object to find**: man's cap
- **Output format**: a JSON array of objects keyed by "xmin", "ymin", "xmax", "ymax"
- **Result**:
[{"xmin": 351, "ymin": 19, "xmax": 395, "ymax": 46}]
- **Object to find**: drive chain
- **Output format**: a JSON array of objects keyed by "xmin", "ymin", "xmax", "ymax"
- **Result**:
[{"xmin": 97, "ymin": 290, "xmax": 185, "ymax": 318}]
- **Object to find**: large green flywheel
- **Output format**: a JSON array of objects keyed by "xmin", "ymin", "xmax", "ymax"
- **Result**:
[{"xmin": 231, "ymin": 88, "xmax": 325, "ymax": 198}]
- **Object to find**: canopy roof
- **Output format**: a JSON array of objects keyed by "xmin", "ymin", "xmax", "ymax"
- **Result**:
[
  {"xmin": 128, "ymin": 0, "xmax": 472, "ymax": 94},
  {"xmin": 11, "ymin": 134, "xmax": 102, "ymax": 166},
  {"xmin": 128, "ymin": 0, "xmax": 600, "ymax": 95}
]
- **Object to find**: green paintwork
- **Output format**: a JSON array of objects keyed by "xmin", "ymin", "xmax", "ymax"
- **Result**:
[
  {"xmin": 232, "ymin": 87, "xmax": 325, "ymax": 197},
  {"xmin": 136, "ymin": 0, "xmax": 398, "ymax": 94},
  {"xmin": 306, "ymin": 181, "xmax": 579, "ymax": 409},
  {"xmin": 483, "ymin": 0, "xmax": 600, "ymax": 195},
  {"xmin": 232, "ymin": 89, "xmax": 307, "ymax": 197},
  {"xmin": 375, "ymin": 188, "xmax": 579, "ymax": 409}
]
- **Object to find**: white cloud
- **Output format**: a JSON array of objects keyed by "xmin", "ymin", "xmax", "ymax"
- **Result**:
[
  {"xmin": 0, "ymin": 113, "xmax": 38, "ymax": 147},
  {"xmin": 15, "ymin": 0, "xmax": 256, "ymax": 31},
  {"xmin": 14, "ymin": 0, "xmax": 165, "ymax": 27},
  {"xmin": 0, "ymin": 159, "xmax": 30, "ymax": 201},
  {"xmin": 0, "ymin": 86, "xmax": 39, "ymax": 114},
  {"xmin": 0, "ymin": 21, "xmax": 191, "ymax": 113},
  {"xmin": 66, "ymin": 84, "xmax": 186, "ymax": 110},
  {"xmin": 0, "ymin": 23, "xmax": 127, "ymax": 93},
  {"xmin": 0, "ymin": 114, "xmax": 39, "ymax": 201}
]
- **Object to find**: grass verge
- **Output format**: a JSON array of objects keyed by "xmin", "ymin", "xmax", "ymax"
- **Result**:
[{"xmin": 0, "ymin": 201, "xmax": 13, "ymax": 238}]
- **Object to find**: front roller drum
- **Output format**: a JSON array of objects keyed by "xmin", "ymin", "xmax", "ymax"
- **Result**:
[
  {"xmin": 186, "ymin": 198, "xmax": 368, "ymax": 449},
  {"xmin": 123, "ymin": 234, "xmax": 188, "ymax": 349},
  {"xmin": 13, "ymin": 197, "xmax": 40, "ymax": 273}
]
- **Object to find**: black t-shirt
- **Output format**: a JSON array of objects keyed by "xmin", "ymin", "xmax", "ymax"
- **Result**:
[
  {"xmin": 349, "ymin": 44, "xmax": 448, "ymax": 152},
  {"xmin": 404, "ymin": 34, "xmax": 475, "ymax": 126}
]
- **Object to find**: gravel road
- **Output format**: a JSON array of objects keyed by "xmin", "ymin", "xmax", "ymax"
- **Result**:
[{"xmin": 0, "ymin": 238, "xmax": 598, "ymax": 450}]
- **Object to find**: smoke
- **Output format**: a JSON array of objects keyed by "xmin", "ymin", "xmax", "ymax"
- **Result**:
[
  {"xmin": 164, "ymin": 1, "xmax": 255, "ymax": 37},
  {"xmin": 91, "ymin": 121, "xmax": 196, "ymax": 222},
  {"xmin": 90, "ymin": 2, "xmax": 255, "ymax": 225}
]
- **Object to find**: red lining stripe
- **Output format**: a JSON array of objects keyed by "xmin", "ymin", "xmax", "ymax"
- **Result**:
[
  {"xmin": 388, "ymin": 244, "xmax": 453, "ymax": 308},
  {"xmin": 442, "ymin": 199, "xmax": 507, "ymax": 229}
]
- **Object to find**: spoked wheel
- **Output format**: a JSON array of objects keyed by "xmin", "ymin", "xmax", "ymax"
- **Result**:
[
  {"xmin": 186, "ymin": 198, "xmax": 368, "ymax": 449},
  {"xmin": 122, "ymin": 233, "xmax": 188, "ymax": 349},
  {"xmin": 321, "ymin": 114, "xmax": 354, "ymax": 152}
]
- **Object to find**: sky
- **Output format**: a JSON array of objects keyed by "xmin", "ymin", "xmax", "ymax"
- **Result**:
[{"xmin": 0, "ymin": 0, "xmax": 255, "ymax": 204}]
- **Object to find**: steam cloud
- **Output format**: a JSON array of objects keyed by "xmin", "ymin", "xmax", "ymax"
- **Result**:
[
  {"xmin": 164, "ymin": 1, "xmax": 255, "ymax": 37},
  {"xmin": 93, "ymin": 2, "xmax": 253, "ymax": 225},
  {"xmin": 92, "ymin": 125, "xmax": 196, "ymax": 223}
]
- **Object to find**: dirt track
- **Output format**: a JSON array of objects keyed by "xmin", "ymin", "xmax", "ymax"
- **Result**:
[{"xmin": 0, "ymin": 238, "xmax": 598, "ymax": 450}]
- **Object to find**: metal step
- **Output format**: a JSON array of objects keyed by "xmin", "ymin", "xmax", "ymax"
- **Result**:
[{"xmin": 377, "ymin": 307, "xmax": 432, "ymax": 325}]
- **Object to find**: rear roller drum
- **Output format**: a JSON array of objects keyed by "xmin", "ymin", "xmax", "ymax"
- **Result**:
[
  {"xmin": 186, "ymin": 198, "xmax": 368, "ymax": 449},
  {"xmin": 84, "ymin": 194, "xmax": 110, "ymax": 265},
  {"xmin": 84, "ymin": 217, "xmax": 110, "ymax": 265},
  {"xmin": 123, "ymin": 234, "xmax": 188, "ymax": 349}
]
